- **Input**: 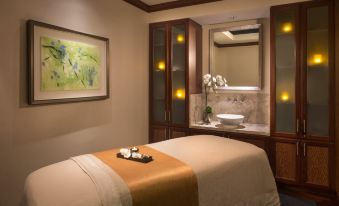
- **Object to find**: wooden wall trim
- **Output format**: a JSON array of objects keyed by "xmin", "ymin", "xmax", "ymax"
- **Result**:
[
  {"xmin": 148, "ymin": 0, "xmax": 222, "ymax": 12},
  {"xmin": 123, "ymin": 0, "xmax": 222, "ymax": 13},
  {"xmin": 123, "ymin": 0, "xmax": 150, "ymax": 12},
  {"xmin": 334, "ymin": 0, "xmax": 339, "ymax": 197}
]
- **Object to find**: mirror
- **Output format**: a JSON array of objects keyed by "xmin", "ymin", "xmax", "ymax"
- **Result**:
[{"xmin": 209, "ymin": 24, "xmax": 263, "ymax": 91}]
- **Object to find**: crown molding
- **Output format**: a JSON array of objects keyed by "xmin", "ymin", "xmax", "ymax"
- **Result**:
[
  {"xmin": 123, "ymin": 0, "xmax": 222, "ymax": 13},
  {"xmin": 124, "ymin": 0, "xmax": 151, "ymax": 12}
]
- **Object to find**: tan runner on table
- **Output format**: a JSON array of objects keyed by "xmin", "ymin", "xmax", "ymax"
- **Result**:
[{"xmin": 94, "ymin": 145, "xmax": 199, "ymax": 206}]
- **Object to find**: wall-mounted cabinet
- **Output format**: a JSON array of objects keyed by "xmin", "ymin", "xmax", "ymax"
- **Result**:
[
  {"xmin": 270, "ymin": 0, "xmax": 335, "ymax": 192},
  {"xmin": 149, "ymin": 19, "xmax": 202, "ymax": 143}
]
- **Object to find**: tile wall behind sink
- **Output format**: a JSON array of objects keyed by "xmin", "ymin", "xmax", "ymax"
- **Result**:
[{"xmin": 190, "ymin": 93, "xmax": 270, "ymax": 125}]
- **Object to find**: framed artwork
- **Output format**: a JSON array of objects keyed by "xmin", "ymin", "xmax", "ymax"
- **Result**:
[{"xmin": 27, "ymin": 20, "xmax": 109, "ymax": 105}]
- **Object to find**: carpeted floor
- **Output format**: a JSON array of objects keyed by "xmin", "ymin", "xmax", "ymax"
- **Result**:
[{"xmin": 280, "ymin": 193, "xmax": 317, "ymax": 206}]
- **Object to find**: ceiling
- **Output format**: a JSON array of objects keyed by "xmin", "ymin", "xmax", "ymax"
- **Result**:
[
  {"xmin": 214, "ymin": 24, "xmax": 260, "ymax": 44},
  {"xmin": 214, "ymin": 32, "xmax": 259, "ymax": 44}
]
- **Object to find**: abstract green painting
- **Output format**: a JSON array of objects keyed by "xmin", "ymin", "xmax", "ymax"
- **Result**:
[
  {"xmin": 40, "ymin": 37, "xmax": 101, "ymax": 91},
  {"xmin": 28, "ymin": 20, "xmax": 109, "ymax": 105}
]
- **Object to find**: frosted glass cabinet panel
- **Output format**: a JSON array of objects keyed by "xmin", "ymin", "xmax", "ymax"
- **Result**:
[
  {"xmin": 149, "ymin": 19, "xmax": 201, "ymax": 131},
  {"xmin": 270, "ymin": 0, "xmax": 334, "ymax": 192},
  {"xmin": 273, "ymin": 7, "xmax": 298, "ymax": 134},
  {"xmin": 306, "ymin": 6, "xmax": 329, "ymax": 137},
  {"xmin": 152, "ymin": 26, "xmax": 167, "ymax": 123},
  {"xmin": 149, "ymin": 19, "xmax": 202, "ymax": 143},
  {"xmin": 171, "ymin": 24, "xmax": 186, "ymax": 125}
]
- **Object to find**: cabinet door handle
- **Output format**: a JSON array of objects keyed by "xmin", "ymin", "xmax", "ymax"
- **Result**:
[
  {"xmin": 168, "ymin": 111, "xmax": 171, "ymax": 121},
  {"xmin": 303, "ymin": 143, "xmax": 306, "ymax": 157},
  {"xmin": 165, "ymin": 111, "xmax": 167, "ymax": 121},
  {"xmin": 296, "ymin": 141, "xmax": 299, "ymax": 156},
  {"xmin": 303, "ymin": 120, "xmax": 306, "ymax": 134},
  {"xmin": 296, "ymin": 119, "xmax": 299, "ymax": 133}
]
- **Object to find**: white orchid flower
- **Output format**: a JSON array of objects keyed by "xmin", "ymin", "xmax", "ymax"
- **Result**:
[
  {"xmin": 216, "ymin": 80, "xmax": 224, "ymax": 87},
  {"xmin": 203, "ymin": 74, "xmax": 227, "ymax": 91},
  {"xmin": 203, "ymin": 74, "xmax": 211, "ymax": 80}
]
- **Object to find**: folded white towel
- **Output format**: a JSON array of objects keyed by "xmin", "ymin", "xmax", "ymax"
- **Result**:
[{"xmin": 71, "ymin": 154, "xmax": 133, "ymax": 206}]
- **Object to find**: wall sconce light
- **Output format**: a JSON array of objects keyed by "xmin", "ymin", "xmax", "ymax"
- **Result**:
[
  {"xmin": 280, "ymin": 92, "xmax": 290, "ymax": 102},
  {"xmin": 157, "ymin": 61, "xmax": 165, "ymax": 71},
  {"xmin": 282, "ymin": 22, "xmax": 293, "ymax": 33},
  {"xmin": 177, "ymin": 34, "xmax": 185, "ymax": 43},
  {"xmin": 311, "ymin": 54, "xmax": 323, "ymax": 65},
  {"xmin": 175, "ymin": 89, "xmax": 185, "ymax": 100}
]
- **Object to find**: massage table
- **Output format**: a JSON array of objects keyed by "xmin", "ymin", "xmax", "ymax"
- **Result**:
[{"xmin": 24, "ymin": 135, "xmax": 280, "ymax": 206}]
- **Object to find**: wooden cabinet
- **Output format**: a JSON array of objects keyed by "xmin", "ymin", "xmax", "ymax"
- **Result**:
[
  {"xmin": 150, "ymin": 126, "xmax": 188, "ymax": 143},
  {"xmin": 271, "ymin": 138, "xmax": 300, "ymax": 184},
  {"xmin": 149, "ymin": 19, "xmax": 202, "ymax": 143},
  {"xmin": 271, "ymin": 140, "xmax": 334, "ymax": 190},
  {"xmin": 271, "ymin": 0, "xmax": 335, "ymax": 192},
  {"xmin": 231, "ymin": 136, "xmax": 267, "ymax": 151},
  {"xmin": 302, "ymin": 142, "xmax": 334, "ymax": 189},
  {"xmin": 189, "ymin": 128, "xmax": 224, "ymax": 137},
  {"xmin": 169, "ymin": 127, "xmax": 188, "ymax": 139},
  {"xmin": 150, "ymin": 125, "xmax": 167, "ymax": 143}
]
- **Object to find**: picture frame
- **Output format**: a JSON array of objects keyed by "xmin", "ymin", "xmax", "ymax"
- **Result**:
[{"xmin": 27, "ymin": 20, "xmax": 109, "ymax": 105}]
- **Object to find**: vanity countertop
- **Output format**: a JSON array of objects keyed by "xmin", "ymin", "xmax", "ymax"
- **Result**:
[{"xmin": 190, "ymin": 121, "xmax": 270, "ymax": 136}]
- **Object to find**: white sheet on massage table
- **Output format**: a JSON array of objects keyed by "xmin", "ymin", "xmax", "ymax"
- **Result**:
[{"xmin": 24, "ymin": 135, "xmax": 280, "ymax": 206}]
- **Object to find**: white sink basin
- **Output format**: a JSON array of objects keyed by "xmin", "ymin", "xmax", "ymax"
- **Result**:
[{"xmin": 216, "ymin": 114, "xmax": 245, "ymax": 125}]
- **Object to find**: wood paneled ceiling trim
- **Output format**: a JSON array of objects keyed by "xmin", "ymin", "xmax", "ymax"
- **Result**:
[{"xmin": 123, "ymin": 0, "xmax": 223, "ymax": 13}]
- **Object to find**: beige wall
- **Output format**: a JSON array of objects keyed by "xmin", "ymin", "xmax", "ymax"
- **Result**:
[{"xmin": 0, "ymin": 0, "xmax": 148, "ymax": 205}]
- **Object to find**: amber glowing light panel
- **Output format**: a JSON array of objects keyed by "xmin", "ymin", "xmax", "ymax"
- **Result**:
[
  {"xmin": 177, "ymin": 34, "xmax": 185, "ymax": 43},
  {"xmin": 282, "ymin": 23, "xmax": 293, "ymax": 33},
  {"xmin": 157, "ymin": 61, "xmax": 166, "ymax": 71},
  {"xmin": 309, "ymin": 54, "xmax": 325, "ymax": 66},
  {"xmin": 280, "ymin": 92, "xmax": 290, "ymax": 102},
  {"xmin": 175, "ymin": 89, "xmax": 185, "ymax": 100}
]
